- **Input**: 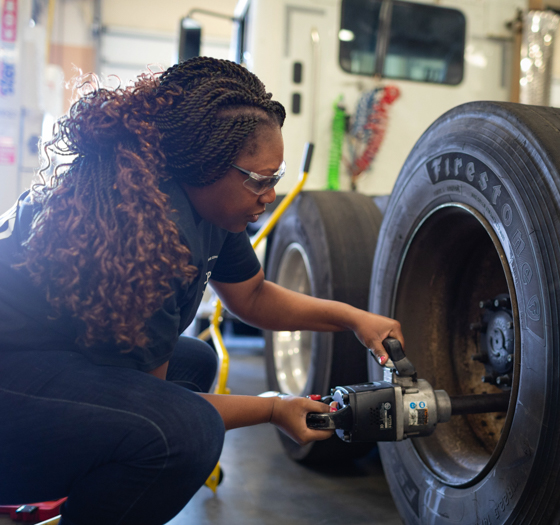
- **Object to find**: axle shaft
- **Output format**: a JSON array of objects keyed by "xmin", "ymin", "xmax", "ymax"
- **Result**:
[{"xmin": 450, "ymin": 393, "xmax": 510, "ymax": 416}]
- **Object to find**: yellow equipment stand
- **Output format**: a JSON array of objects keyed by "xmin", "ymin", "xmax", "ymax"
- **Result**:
[
  {"xmin": 200, "ymin": 143, "xmax": 314, "ymax": 492},
  {"xmin": 35, "ymin": 144, "xmax": 314, "ymax": 522}
]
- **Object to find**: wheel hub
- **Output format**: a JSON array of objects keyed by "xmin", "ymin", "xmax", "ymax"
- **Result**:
[{"xmin": 472, "ymin": 293, "xmax": 514, "ymax": 387}]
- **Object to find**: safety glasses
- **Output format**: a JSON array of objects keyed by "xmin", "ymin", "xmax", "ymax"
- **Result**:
[{"xmin": 232, "ymin": 161, "xmax": 286, "ymax": 195}]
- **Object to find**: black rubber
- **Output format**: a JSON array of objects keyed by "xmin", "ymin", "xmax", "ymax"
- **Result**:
[
  {"xmin": 382, "ymin": 337, "xmax": 407, "ymax": 362},
  {"xmin": 369, "ymin": 101, "xmax": 560, "ymax": 524},
  {"xmin": 265, "ymin": 190, "xmax": 382, "ymax": 463}
]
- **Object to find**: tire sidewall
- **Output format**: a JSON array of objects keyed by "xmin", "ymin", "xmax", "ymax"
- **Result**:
[
  {"xmin": 264, "ymin": 195, "xmax": 334, "ymax": 398},
  {"xmin": 370, "ymin": 108, "xmax": 552, "ymax": 524}
]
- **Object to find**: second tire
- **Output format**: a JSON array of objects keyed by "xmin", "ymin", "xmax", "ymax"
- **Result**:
[{"xmin": 265, "ymin": 190, "xmax": 382, "ymax": 462}]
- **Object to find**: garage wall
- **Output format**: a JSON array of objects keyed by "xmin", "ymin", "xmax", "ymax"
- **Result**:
[
  {"xmin": 100, "ymin": 0, "xmax": 237, "ymax": 85},
  {"xmin": 47, "ymin": 0, "xmax": 238, "ymax": 110},
  {"xmin": 48, "ymin": 0, "xmax": 95, "ymax": 112},
  {"xmin": 99, "ymin": 27, "xmax": 231, "ymax": 87},
  {"xmin": 102, "ymin": 0, "xmax": 236, "ymax": 36}
]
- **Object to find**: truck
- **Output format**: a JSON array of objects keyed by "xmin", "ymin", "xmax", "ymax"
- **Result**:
[{"xmin": 186, "ymin": 1, "xmax": 560, "ymax": 523}]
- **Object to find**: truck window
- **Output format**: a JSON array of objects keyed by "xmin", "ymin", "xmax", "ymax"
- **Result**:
[{"xmin": 339, "ymin": 0, "xmax": 465, "ymax": 85}]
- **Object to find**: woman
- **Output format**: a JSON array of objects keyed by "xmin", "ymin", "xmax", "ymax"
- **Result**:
[{"xmin": 0, "ymin": 57, "xmax": 403, "ymax": 525}]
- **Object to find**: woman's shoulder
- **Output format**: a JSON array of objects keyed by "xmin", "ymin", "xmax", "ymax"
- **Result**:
[{"xmin": 0, "ymin": 191, "xmax": 37, "ymax": 258}]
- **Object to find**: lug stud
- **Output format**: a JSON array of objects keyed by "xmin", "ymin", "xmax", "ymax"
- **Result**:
[
  {"xmin": 496, "ymin": 374, "xmax": 511, "ymax": 386},
  {"xmin": 493, "ymin": 297, "xmax": 512, "ymax": 309}
]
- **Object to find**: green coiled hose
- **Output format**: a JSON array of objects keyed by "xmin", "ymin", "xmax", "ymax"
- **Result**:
[{"xmin": 327, "ymin": 97, "xmax": 346, "ymax": 190}]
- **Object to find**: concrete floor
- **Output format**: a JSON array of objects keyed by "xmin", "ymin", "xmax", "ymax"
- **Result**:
[
  {"xmin": 168, "ymin": 341, "xmax": 403, "ymax": 525},
  {"xmin": 0, "ymin": 340, "xmax": 403, "ymax": 525}
]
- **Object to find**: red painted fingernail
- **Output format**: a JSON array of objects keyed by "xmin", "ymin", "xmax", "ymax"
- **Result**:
[
  {"xmin": 330, "ymin": 406, "xmax": 338, "ymax": 412},
  {"xmin": 308, "ymin": 394, "xmax": 322, "ymax": 401},
  {"xmin": 379, "ymin": 355, "xmax": 388, "ymax": 365}
]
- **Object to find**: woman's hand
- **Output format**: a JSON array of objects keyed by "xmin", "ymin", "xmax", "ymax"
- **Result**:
[
  {"xmin": 270, "ymin": 396, "xmax": 334, "ymax": 445},
  {"xmin": 350, "ymin": 310, "xmax": 404, "ymax": 366}
]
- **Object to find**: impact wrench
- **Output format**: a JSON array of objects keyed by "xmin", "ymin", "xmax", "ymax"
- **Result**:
[{"xmin": 306, "ymin": 338, "xmax": 510, "ymax": 442}]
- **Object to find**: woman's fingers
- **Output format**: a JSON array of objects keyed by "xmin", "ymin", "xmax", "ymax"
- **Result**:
[{"xmin": 271, "ymin": 396, "xmax": 334, "ymax": 445}]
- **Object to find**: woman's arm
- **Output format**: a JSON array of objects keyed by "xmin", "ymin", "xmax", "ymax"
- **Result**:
[
  {"xmin": 145, "ymin": 360, "xmax": 333, "ymax": 444},
  {"xmin": 211, "ymin": 269, "xmax": 403, "ymax": 364},
  {"xmin": 199, "ymin": 393, "xmax": 333, "ymax": 445}
]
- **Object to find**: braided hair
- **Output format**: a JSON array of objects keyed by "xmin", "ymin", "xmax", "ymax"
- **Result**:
[
  {"xmin": 156, "ymin": 57, "xmax": 285, "ymax": 185},
  {"xmin": 23, "ymin": 58, "xmax": 286, "ymax": 350}
]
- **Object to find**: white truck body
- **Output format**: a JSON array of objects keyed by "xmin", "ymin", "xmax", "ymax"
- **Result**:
[{"xmin": 234, "ymin": 0, "xmax": 526, "ymax": 196}]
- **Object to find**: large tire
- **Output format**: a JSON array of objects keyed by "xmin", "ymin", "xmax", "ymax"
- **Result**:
[
  {"xmin": 369, "ymin": 102, "xmax": 560, "ymax": 524},
  {"xmin": 265, "ymin": 190, "xmax": 382, "ymax": 462}
]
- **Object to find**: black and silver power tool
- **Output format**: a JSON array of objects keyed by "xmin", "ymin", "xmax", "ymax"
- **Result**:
[{"xmin": 306, "ymin": 338, "xmax": 509, "ymax": 442}]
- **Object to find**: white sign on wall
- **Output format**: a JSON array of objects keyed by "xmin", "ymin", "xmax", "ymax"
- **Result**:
[{"xmin": 0, "ymin": 0, "xmax": 20, "ymax": 214}]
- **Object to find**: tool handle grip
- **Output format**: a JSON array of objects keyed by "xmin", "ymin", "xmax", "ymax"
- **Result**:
[
  {"xmin": 381, "ymin": 337, "xmax": 417, "ymax": 379},
  {"xmin": 382, "ymin": 337, "xmax": 406, "ymax": 362},
  {"xmin": 301, "ymin": 142, "xmax": 314, "ymax": 174},
  {"xmin": 306, "ymin": 412, "xmax": 337, "ymax": 430},
  {"xmin": 306, "ymin": 405, "xmax": 353, "ymax": 431}
]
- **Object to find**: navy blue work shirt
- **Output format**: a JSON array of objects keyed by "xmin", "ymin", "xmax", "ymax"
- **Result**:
[{"xmin": 0, "ymin": 178, "xmax": 261, "ymax": 371}]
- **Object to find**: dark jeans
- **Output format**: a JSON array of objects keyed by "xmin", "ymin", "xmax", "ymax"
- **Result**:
[{"xmin": 0, "ymin": 336, "xmax": 224, "ymax": 525}]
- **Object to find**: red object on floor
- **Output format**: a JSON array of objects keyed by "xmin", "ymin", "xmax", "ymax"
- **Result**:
[{"xmin": 0, "ymin": 498, "xmax": 66, "ymax": 523}]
